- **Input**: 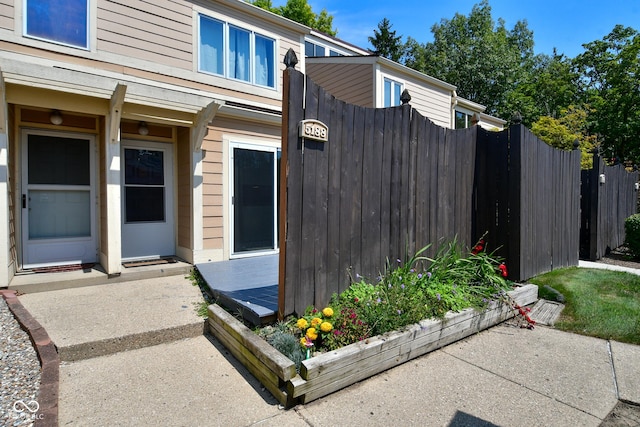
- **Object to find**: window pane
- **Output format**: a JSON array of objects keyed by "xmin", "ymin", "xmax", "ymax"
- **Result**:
[
  {"xmin": 330, "ymin": 50, "xmax": 342, "ymax": 57},
  {"xmin": 229, "ymin": 26, "xmax": 250, "ymax": 82},
  {"xmin": 316, "ymin": 45, "xmax": 325, "ymax": 56},
  {"xmin": 125, "ymin": 187, "xmax": 165, "ymax": 222},
  {"xmin": 29, "ymin": 190, "xmax": 90, "ymax": 238},
  {"xmin": 199, "ymin": 15, "xmax": 224, "ymax": 75},
  {"xmin": 124, "ymin": 149, "xmax": 164, "ymax": 186},
  {"xmin": 28, "ymin": 134, "xmax": 90, "ymax": 185},
  {"xmin": 305, "ymin": 41, "xmax": 314, "ymax": 57},
  {"xmin": 384, "ymin": 79, "xmax": 392, "ymax": 107},
  {"xmin": 26, "ymin": 0, "xmax": 88, "ymax": 48},
  {"xmin": 394, "ymin": 82, "xmax": 402, "ymax": 106},
  {"xmin": 455, "ymin": 111, "xmax": 467, "ymax": 129},
  {"xmin": 255, "ymin": 34, "xmax": 275, "ymax": 88}
]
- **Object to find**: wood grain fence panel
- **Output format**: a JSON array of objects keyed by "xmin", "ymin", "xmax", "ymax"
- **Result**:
[
  {"xmin": 281, "ymin": 67, "xmax": 305, "ymax": 317},
  {"xmin": 326, "ymin": 96, "xmax": 344, "ymax": 298},
  {"xmin": 296, "ymin": 77, "xmax": 322, "ymax": 315},
  {"xmin": 388, "ymin": 106, "xmax": 405, "ymax": 262},
  {"xmin": 348, "ymin": 106, "xmax": 366, "ymax": 282},
  {"xmin": 379, "ymin": 108, "xmax": 396, "ymax": 269},
  {"xmin": 361, "ymin": 109, "xmax": 384, "ymax": 279},
  {"xmin": 414, "ymin": 114, "xmax": 430, "ymax": 254},
  {"xmin": 338, "ymin": 103, "xmax": 356, "ymax": 293},
  {"xmin": 313, "ymin": 87, "xmax": 333, "ymax": 307}
]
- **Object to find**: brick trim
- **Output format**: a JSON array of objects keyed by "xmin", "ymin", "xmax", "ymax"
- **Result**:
[{"xmin": 1, "ymin": 290, "xmax": 59, "ymax": 427}]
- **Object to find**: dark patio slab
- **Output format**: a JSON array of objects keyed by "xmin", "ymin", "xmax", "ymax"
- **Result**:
[{"xmin": 196, "ymin": 254, "xmax": 279, "ymax": 326}]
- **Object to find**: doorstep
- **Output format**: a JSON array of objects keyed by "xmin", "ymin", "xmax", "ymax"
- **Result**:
[{"xmin": 8, "ymin": 258, "xmax": 192, "ymax": 294}]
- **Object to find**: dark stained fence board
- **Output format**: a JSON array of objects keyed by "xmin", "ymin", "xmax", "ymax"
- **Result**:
[{"xmin": 281, "ymin": 65, "xmax": 597, "ymax": 316}]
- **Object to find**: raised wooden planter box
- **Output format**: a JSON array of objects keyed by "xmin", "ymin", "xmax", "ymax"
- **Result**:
[{"xmin": 208, "ymin": 284, "xmax": 538, "ymax": 408}]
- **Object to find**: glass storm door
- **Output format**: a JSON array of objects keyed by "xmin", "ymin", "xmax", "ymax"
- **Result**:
[
  {"xmin": 121, "ymin": 142, "xmax": 174, "ymax": 260},
  {"xmin": 231, "ymin": 145, "xmax": 280, "ymax": 256},
  {"xmin": 21, "ymin": 131, "xmax": 96, "ymax": 268}
]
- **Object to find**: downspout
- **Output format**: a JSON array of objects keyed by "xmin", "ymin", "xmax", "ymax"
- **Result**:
[{"xmin": 451, "ymin": 90, "xmax": 458, "ymax": 129}]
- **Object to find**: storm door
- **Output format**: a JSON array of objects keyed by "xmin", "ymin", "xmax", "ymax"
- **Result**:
[
  {"xmin": 121, "ymin": 142, "xmax": 175, "ymax": 260},
  {"xmin": 21, "ymin": 130, "xmax": 97, "ymax": 268}
]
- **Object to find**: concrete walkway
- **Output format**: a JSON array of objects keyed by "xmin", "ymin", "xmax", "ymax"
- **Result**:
[{"xmin": 11, "ymin": 269, "xmax": 640, "ymax": 426}]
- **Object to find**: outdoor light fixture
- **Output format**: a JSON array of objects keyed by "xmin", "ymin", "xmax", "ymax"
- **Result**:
[
  {"xmin": 49, "ymin": 110, "xmax": 63, "ymax": 125},
  {"xmin": 599, "ymin": 174, "xmax": 606, "ymax": 185},
  {"xmin": 635, "ymin": 183, "xmax": 639, "ymax": 191},
  {"xmin": 138, "ymin": 121, "xmax": 149, "ymax": 136}
]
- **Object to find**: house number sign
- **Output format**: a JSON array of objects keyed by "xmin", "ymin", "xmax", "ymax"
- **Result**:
[{"xmin": 299, "ymin": 119, "xmax": 328, "ymax": 142}]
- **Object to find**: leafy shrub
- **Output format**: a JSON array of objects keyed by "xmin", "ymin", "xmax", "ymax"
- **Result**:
[
  {"xmin": 266, "ymin": 330, "xmax": 306, "ymax": 370},
  {"xmin": 624, "ymin": 214, "xmax": 640, "ymax": 259}
]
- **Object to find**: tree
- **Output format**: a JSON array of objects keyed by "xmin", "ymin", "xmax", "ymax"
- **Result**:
[
  {"xmin": 574, "ymin": 25, "xmax": 640, "ymax": 165},
  {"xmin": 531, "ymin": 105, "xmax": 598, "ymax": 169},
  {"xmin": 400, "ymin": 1, "xmax": 534, "ymax": 120},
  {"xmin": 249, "ymin": 0, "xmax": 337, "ymax": 36},
  {"xmin": 368, "ymin": 18, "xmax": 403, "ymax": 62}
]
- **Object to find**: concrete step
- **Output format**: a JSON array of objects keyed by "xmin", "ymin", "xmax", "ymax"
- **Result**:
[
  {"xmin": 529, "ymin": 299, "xmax": 565, "ymax": 326},
  {"xmin": 9, "ymin": 259, "xmax": 192, "ymax": 294},
  {"xmin": 17, "ymin": 275, "xmax": 205, "ymax": 361}
]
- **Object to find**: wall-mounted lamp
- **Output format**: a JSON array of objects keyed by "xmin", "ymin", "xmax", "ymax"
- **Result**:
[
  {"xmin": 138, "ymin": 121, "xmax": 149, "ymax": 136},
  {"xmin": 635, "ymin": 182, "xmax": 639, "ymax": 191},
  {"xmin": 599, "ymin": 174, "xmax": 606, "ymax": 185},
  {"xmin": 49, "ymin": 110, "xmax": 63, "ymax": 125}
]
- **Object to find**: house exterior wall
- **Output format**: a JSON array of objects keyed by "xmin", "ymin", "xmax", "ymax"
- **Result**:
[
  {"xmin": 305, "ymin": 62, "xmax": 374, "ymax": 107},
  {"xmin": 0, "ymin": 0, "xmax": 13, "ymax": 30},
  {"xmin": 399, "ymin": 75, "xmax": 452, "ymax": 128},
  {"xmin": 200, "ymin": 115, "xmax": 281, "ymax": 261}
]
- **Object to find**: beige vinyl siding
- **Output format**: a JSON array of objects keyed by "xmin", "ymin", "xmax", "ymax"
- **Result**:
[
  {"xmin": 306, "ymin": 63, "xmax": 374, "ymax": 107},
  {"xmin": 201, "ymin": 116, "xmax": 280, "ymax": 251},
  {"xmin": 97, "ymin": 0, "xmax": 193, "ymax": 70},
  {"xmin": 402, "ymin": 77, "xmax": 452, "ymax": 128},
  {"xmin": 0, "ymin": 0, "xmax": 13, "ymax": 30},
  {"xmin": 176, "ymin": 127, "xmax": 192, "ymax": 249},
  {"xmin": 201, "ymin": 128, "xmax": 224, "ymax": 250}
]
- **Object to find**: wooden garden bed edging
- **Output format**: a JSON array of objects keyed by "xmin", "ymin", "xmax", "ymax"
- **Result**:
[{"xmin": 207, "ymin": 284, "xmax": 538, "ymax": 408}]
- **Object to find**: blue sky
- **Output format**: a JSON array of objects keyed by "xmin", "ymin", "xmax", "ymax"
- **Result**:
[{"xmin": 274, "ymin": 0, "xmax": 640, "ymax": 58}]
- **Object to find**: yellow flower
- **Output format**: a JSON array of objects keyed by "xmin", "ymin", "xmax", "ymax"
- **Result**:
[
  {"xmin": 306, "ymin": 327, "xmax": 318, "ymax": 340},
  {"xmin": 320, "ymin": 321, "xmax": 333, "ymax": 332},
  {"xmin": 296, "ymin": 318, "xmax": 308, "ymax": 329},
  {"xmin": 311, "ymin": 317, "xmax": 322, "ymax": 327},
  {"xmin": 322, "ymin": 307, "xmax": 334, "ymax": 317}
]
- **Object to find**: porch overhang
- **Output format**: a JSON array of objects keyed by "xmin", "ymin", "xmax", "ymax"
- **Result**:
[{"xmin": 0, "ymin": 54, "xmax": 224, "ymax": 126}]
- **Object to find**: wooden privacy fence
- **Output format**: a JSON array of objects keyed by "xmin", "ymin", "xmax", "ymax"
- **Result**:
[
  {"xmin": 475, "ymin": 123, "xmax": 582, "ymax": 282},
  {"xmin": 278, "ymin": 57, "xmax": 476, "ymax": 317},
  {"xmin": 278, "ymin": 51, "xmax": 620, "ymax": 317},
  {"xmin": 580, "ymin": 155, "xmax": 639, "ymax": 260}
]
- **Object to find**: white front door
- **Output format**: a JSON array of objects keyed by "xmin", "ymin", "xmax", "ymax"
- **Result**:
[
  {"xmin": 121, "ymin": 141, "xmax": 175, "ymax": 260},
  {"xmin": 21, "ymin": 130, "xmax": 97, "ymax": 268}
]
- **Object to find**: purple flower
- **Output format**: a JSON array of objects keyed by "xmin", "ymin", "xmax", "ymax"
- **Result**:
[
  {"xmin": 436, "ymin": 293, "xmax": 441, "ymax": 301},
  {"xmin": 397, "ymin": 310, "xmax": 402, "ymax": 315},
  {"xmin": 410, "ymin": 268, "xmax": 415, "ymax": 273},
  {"xmin": 376, "ymin": 298, "xmax": 381, "ymax": 304},
  {"xmin": 397, "ymin": 258, "xmax": 402, "ymax": 263},
  {"xmin": 427, "ymin": 272, "xmax": 432, "ymax": 279},
  {"xmin": 401, "ymin": 284, "xmax": 405, "ymax": 290},
  {"xmin": 418, "ymin": 273, "xmax": 423, "ymax": 279}
]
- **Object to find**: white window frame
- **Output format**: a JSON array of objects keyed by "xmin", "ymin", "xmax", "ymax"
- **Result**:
[
  {"xmin": 23, "ymin": 0, "xmax": 90, "ymax": 50},
  {"xmin": 303, "ymin": 37, "xmax": 349, "ymax": 57},
  {"xmin": 383, "ymin": 78, "xmax": 403, "ymax": 107},
  {"xmin": 198, "ymin": 13, "xmax": 277, "ymax": 89}
]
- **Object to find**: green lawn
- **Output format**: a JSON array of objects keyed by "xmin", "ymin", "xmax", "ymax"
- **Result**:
[{"xmin": 530, "ymin": 267, "xmax": 640, "ymax": 345}]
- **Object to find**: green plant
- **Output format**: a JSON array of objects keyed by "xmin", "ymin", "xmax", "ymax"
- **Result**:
[
  {"xmin": 187, "ymin": 268, "xmax": 215, "ymax": 318},
  {"xmin": 266, "ymin": 331, "xmax": 306, "ymax": 370},
  {"xmin": 530, "ymin": 267, "xmax": 640, "ymax": 344},
  {"xmin": 624, "ymin": 214, "xmax": 640, "ymax": 259}
]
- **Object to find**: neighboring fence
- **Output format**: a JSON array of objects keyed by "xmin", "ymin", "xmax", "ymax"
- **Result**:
[
  {"xmin": 580, "ymin": 155, "xmax": 639, "ymax": 260},
  {"xmin": 475, "ymin": 124, "xmax": 582, "ymax": 281},
  {"xmin": 278, "ymin": 58, "xmax": 477, "ymax": 317}
]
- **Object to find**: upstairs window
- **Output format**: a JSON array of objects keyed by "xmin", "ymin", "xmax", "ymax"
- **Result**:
[
  {"xmin": 25, "ymin": 0, "xmax": 89, "ymax": 49},
  {"xmin": 305, "ymin": 40, "xmax": 345, "ymax": 57},
  {"xmin": 383, "ymin": 78, "xmax": 403, "ymax": 107},
  {"xmin": 455, "ymin": 111, "xmax": 471, "ymax": 129},
  {"xmin": 199, "ymin": 15, "xmax": 276, "ymax": 89}
]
